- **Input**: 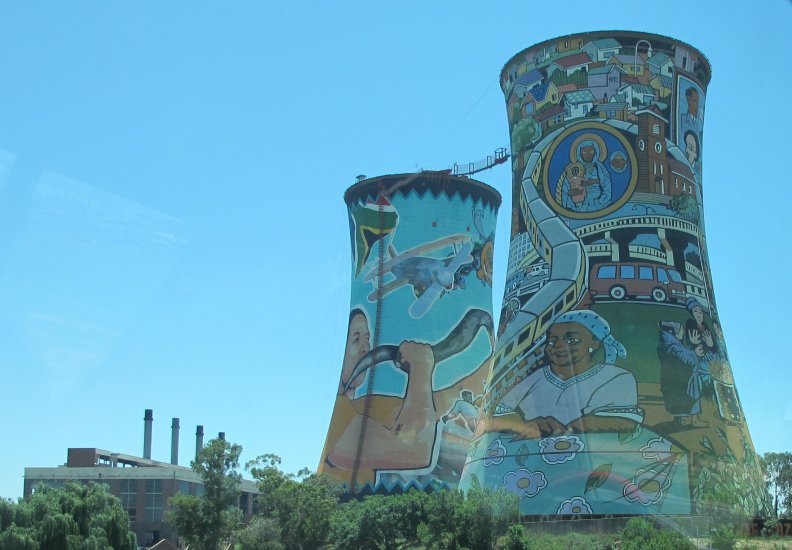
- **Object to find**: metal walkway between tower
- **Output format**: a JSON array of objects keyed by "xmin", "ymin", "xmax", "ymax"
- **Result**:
[{"xmin": 450, "ymin": 147, "xmax": 510, "ymax": 177}]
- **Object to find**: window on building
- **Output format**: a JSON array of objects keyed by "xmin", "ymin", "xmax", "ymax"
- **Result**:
[
  {"xmin": 652, "ymin": 124, "xmax": 660, "ymax": 135},
  {"xmin": 178, "ymin": 480, "xmax": 192, "ymax": 495},
  {"xmin": 120, "ymin": 479, "xmax": 137, "ymax": 523},
  {"xmin": 145, "ymin": 479, "xmax": 163, "ymax": 522},
  {"xmin": 660, "ymin": 164, "xmax": 664, "ymax": 175}
]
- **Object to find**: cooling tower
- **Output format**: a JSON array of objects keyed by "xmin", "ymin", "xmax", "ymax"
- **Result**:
[
  {"xmin": 319, "ymin": 172, "xmax": 501, "ymax": 494},
  {"xmin": 459, "ymin": 31, "xmax": 768, "ymax": 517}
]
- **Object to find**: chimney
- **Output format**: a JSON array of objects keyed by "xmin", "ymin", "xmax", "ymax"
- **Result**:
[
  {"xmin": 218, "ymin": 432, "xmax": 226, "ymax": 441},
  {"xmin": 170, "ymin": 417, "xmax": 180, "ymax": 465},
  {"xmin": 195, "ymin": 425, "xmax": 204, "ymax": 459},
  {"xmin": 143, "ymin": 409, "xmax": 153, "ymax": 460}
]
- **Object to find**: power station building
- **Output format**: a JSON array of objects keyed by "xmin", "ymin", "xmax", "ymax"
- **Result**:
[{"xmin": 23, "ymin": 411, "xmax": 258, "ymax": 548}]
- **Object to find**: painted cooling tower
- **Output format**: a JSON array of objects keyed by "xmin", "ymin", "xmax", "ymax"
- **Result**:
[
  {"xmin": 319, "ymin": 172, "xmax": 501, "ymax": 494},
  {"xmin": 459, "ymin": 31, "xmax": 768, "ymax": 517}
]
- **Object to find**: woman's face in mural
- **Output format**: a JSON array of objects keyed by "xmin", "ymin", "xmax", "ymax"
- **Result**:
[
  {"xmin": 544, "ymin": 321, "xmax": 600, "ymax": 375},
  {"xmin": 580, "ymin": 144, "xmax": 596, "ymax": 163},
  {"xmin": 692, "ymin": 306, "xmax": 704, "ymax": 326},
  {"xmin": 341, "ymin": 312, "xmax": 371, "ymax": 389},
  {"xmin": 685, "ymin": 132, "xmax": 699, "ymax": 165}
]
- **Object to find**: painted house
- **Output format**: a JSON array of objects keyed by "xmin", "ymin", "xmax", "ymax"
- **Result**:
[
  {"xmin": 522, "ymin": 81, "xmax": 560, "ymax": 115},
  {"xmin": 534, "ymin": 103, "xmax": 565, "ymax": 131},
  {"xmin": 563, "ymin": 89, "xmax": 596, "ymax": 119},
  {"xmin": 557, "ymin": 36, "xmax": 584, "ymax": 53},
  {"xmin": 513, "ymin": 69, "xmax": 544, "ymax": 96},
  {"xmin": 674, "ymin": 45, "xmax": 694, "ymax": 72},
  {"xmin": 619, "ymin": 82, "xmax": 656, "ymax": 106},
  {"xmin": 647, "ymin": 52, "xmax": 674, "ymax": 77},
  {"xmin": 594, "ymin": 101, "xmax": 629, "ymax": 121},
  {"xmin": 668, "ymin": 157, "xmax": 697, "ymax": 197},
  {"xmin": 582, "ymin": 38, "xmax": 621, "ymax": 62},
  {"xmin": 607, "ymin": 54, "xmax": 646, "ymax": 77},
  {"xmin": 556, "ymin": 83, "xmax": 578, "ymax": 94},
  {"xmin": 547, "ymin": 53, "xmax": 593, "ymax": 77},
  {"xmin": 533, "ymin": 45, "xmax": 556, "ymax": 65},
  {"xmin": 586, "ymin": 64, "xmax": 625, "ymax": 101},
  {"xmin": 650, "ymin": 74, "xmax": 673, "ymax": 99}
]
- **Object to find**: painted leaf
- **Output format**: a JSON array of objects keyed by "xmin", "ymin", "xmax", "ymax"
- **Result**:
[
  {"xmin": 584, "ymin": 464, "xmax": 612, "ymax": 493},
  {"xmin": 469, "ymin": 473, "xmax": 480, "ymax": 487},
  {"xmin": 515, "ymin": 444, "xmax": 531, "ymax": 467},
  {"xmin": 701, "ymin": 436, "xmax": 716, "ymax": 456}
]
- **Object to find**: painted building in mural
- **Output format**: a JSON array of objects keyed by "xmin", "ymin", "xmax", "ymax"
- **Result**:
[
  {"xmin": 319, "ymin": 173, "xmax": 501, "ymax": 494},
  {"xmin": 459, "ymin": 31, "xmax": 769, "ymax": 517}
]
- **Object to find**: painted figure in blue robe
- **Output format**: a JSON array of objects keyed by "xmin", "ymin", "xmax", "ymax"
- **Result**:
[{"xmin": 558, "ymin": 140, "xmax": 612, "ymax": 213}]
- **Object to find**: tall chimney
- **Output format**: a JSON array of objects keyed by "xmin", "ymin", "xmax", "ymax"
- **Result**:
[
  {"xmin": 143, "ymin": 409, "xmax": 153, "ymax": 460},
  {"xmin": 170, "ymin": 417, "xmax": 180, "ymax": 465},
  {"xmin": 195, "ymin": 425, "xmax": 204, "ymax": 459},
  {"xmin": 218, "ymin": 431, "xmax": 226, "ymax": 441}
]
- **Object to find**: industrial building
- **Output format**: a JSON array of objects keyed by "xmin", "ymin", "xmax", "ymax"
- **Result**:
[{"xmin": 23, "ymin": 410, "xmax": 259, "ymax": 548}]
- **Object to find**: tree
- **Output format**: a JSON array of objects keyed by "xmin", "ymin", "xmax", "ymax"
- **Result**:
[
  {"xmin": 761, "ymin": 452, "xmax": 792, "ymax": 517},
  {"xmin": 167, "ymin": 438, "xmax": 243, "ymax": 550},
  {"xmin": 247, "ymin": 456, "xmax": 340, "ymax": 550},
  {"xmin": 511, "ymin": 117, "xmax": 541, "ymax": 156},
  {"xmin": 0, "ymin": 482, "xmax": 136, "ymax": 550},
  {"xmin": 236, "ymin": 517, "xmax": 284, "ymax": 550},
  {"xmin": 669, "ymin": 193, "xmax": 700, "ymax": 224}
]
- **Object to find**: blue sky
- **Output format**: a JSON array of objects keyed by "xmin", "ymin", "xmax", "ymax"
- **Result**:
[{"xmin": 0, "ymin": 1, "xmax": 789, "ymax": 499}]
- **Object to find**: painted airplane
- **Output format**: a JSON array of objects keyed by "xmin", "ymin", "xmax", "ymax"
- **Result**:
[{"xmin": 364, "ymin": 234, "xmax": 474, "ymax": 319}]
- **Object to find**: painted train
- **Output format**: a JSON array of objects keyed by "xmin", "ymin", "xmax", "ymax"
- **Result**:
[{"xmin": 482, "ymin": 146, "xmax": 587, "ymax": 412}]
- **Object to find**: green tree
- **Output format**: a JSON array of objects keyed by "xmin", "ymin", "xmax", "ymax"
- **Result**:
[
  {"xmin": 0, "ymin": 482, "xmax": 136, "ymax": 550},
  {"xmin": 247, "ymin": 456, "xmax": 340, "ymax": 550},
  {"xmin": 167, "ymin": 438, "xmax": 243, "ymax": 550},
  {"xmin": 236, "ymin": 517, "xmax": 284, "ymax": 550},
  {"xmin": 669, "ymin": 193, "xmax": 700, "ymax": 224},
  {"xmin": 761, "ymin": 452, "xmax": 792, "ymax": 517},
  {"xmin": 510, "ymin": 117, "xmax": 541, "ymax": 156}
]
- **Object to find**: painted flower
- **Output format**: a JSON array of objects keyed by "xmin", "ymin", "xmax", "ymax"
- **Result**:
[
  {"xmin": 483, "ymin": 439, "xmax": 507, "ymax": 467},
  {"xmin": 539, "ymin": 435, "xmax": 584, "ymax": 465},
  {"xmin": 502, "ymin": 469, "xmax": 547, "ymax": 499},
  {"xmin": 623, "ymin": 469, "xmax": 672, "ymax": 506},
  {"xmin": 557, "ymin": 496, "xmax": 593, "ymax": 515},
  {"xmin": 640, "ymin": 437, "xmax": 675, "ymax": 462}
]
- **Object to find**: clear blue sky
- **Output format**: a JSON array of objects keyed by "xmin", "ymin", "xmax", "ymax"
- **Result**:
[{"xmin": 0, "ymin": 1, "xmax": 789, "ymax": 499}]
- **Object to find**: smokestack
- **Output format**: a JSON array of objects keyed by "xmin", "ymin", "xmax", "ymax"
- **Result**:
[
  {"xmin": 218, "ymin": 431, "xmax": 226, "ymax": 441},
  {"xmin": 170, "ymin": 418, "xmax": 180, "ymax": 465},
  {"xmin": 195, "ymin": 425, "xmax": 204, "ymax": 459},
  {"xmin": 143, "ymin": 409, "xmax": 153, "ymax": 460}
]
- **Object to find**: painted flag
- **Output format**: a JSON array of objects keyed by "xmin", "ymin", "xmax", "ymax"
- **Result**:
[{"xmin": 350, "ymin": 194, "xmax": 399, "ymax": 276}]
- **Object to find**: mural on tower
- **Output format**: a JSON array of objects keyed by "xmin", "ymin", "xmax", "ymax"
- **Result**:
[
  {"xmin": 319, "ymin": 173, "xmax": 501, "ymax": 494},
  {"xmin": 459, "ymin": 31, "xmax": 769, "ymax": 517}
]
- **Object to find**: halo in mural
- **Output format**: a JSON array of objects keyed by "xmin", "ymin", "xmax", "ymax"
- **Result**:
[{"xmin": 541, "ymin": 121, "xmax": 638, "ymax": 220}]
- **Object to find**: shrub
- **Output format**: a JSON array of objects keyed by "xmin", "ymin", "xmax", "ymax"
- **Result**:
[
  {"xmin": 620, "ymin": 517, "xmax": 695, "ymax": 550},
  {"xmin": 711, "ymin": 524, "xmax": 737, "ymax": 550}
]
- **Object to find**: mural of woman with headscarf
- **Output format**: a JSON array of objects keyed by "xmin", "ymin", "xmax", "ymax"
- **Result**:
[
  {"xmin": 461, "ymin": 310, "xmax": 695, "ymax": 514},
  {"xmin": 557, "ymin": 138, "xmax": 613, "ymax": 213},
  {"xmin": 479, "ymin": 310, "xmax": 643, "ymax": 439}
]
